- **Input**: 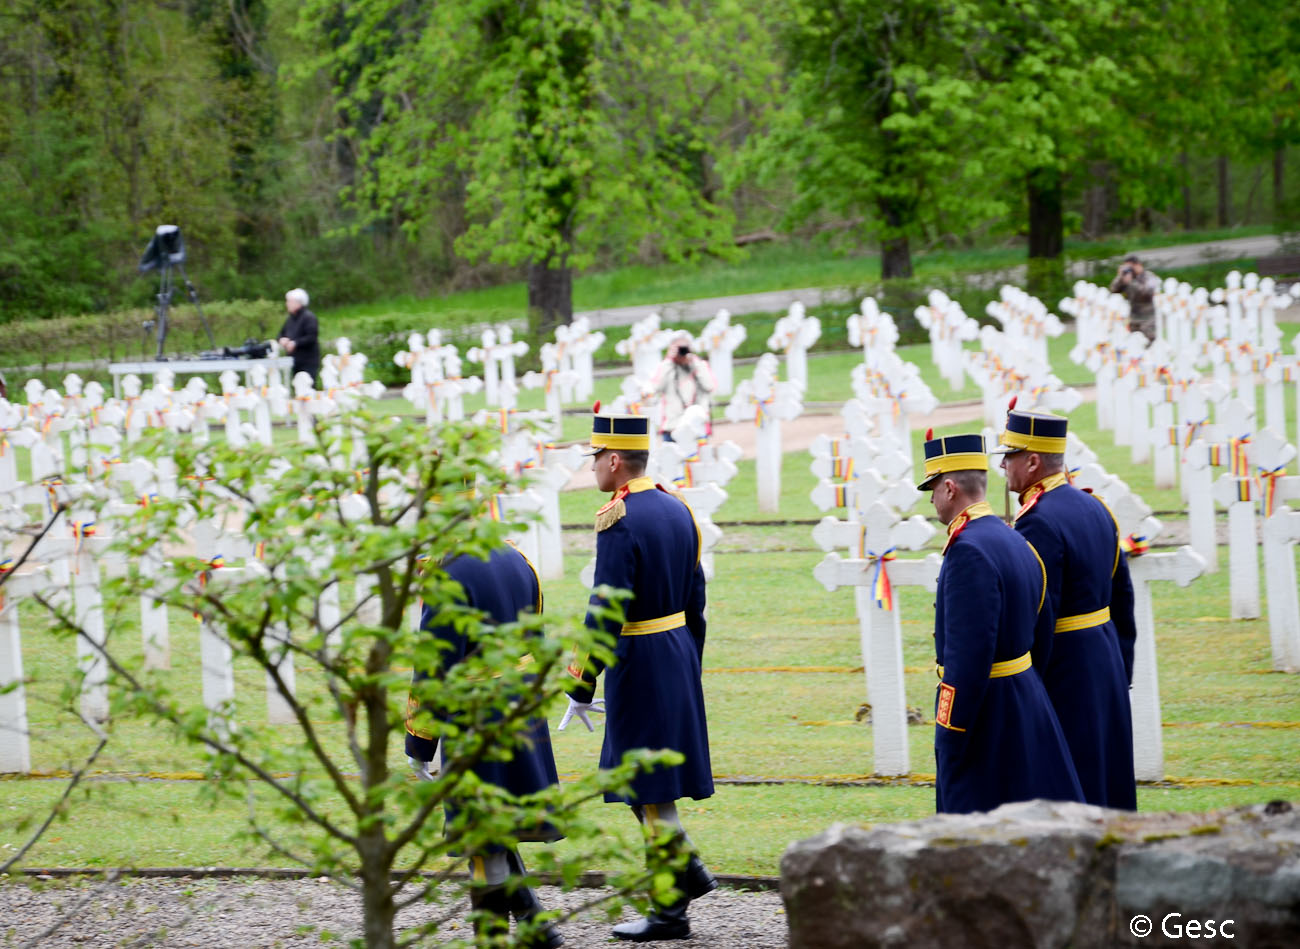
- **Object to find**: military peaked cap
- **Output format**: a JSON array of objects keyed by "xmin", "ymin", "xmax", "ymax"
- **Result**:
[
  {"xmin": 585, "ymin": 413, "xmax": 651, "ymax": 454},
  {"xmin": 993, "ymin": 409, "xmax": 1068, "ymax": 455},
  {"xmin": 918, "ymin": 432, "xmax": 988, "ymax": 490}
]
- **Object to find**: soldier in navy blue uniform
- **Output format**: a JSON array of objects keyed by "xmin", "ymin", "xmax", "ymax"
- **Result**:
[
  {"xmin": 994, "ymin": 409, "xmax": 1139, "ymax": 810},
  {"xmin": 919, "ymin": 432, "xmax": 1084, "ymax": 814},
  {"xmin": 406, "ymin": 543, "xmax": 564, "ymax": 947},
  {"xmin": 562, "ymin": 412, "xmax": 717, "ymax": 943}
]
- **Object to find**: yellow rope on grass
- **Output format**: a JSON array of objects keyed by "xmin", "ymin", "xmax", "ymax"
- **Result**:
[
  {"xmin": 7, "ymin": 770, "xmax": 1300, "ymax": 790},
  {"xmin": 1162, "ymin": 721, "xmax": 1300, "ymax": 730}
]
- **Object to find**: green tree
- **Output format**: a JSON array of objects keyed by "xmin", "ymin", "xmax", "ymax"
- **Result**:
[
  {"xmin": 293, "ymin": 0, "xmax": 770, "ymax": 335},
  {"xmin": 0, "ymin": 0, "xmax": 240, "ymax": 315},
  {"xmin": 187, "ymin": 0, "xmax": 283, "ymax": 271},
  {"xmin": 25, "ymin": 415, "xmax": 677, "ymax": 947},
  {"xmin": 1210, "ymin": 0, "xmax": 1300, "ymax": 228},
  {"xmin": 957, "ymin": 1, "xmax": 1140, "ymax": 289},
  {"xmin": 746, "ymin": 0, "xmax": 993, "ymax": 280}
]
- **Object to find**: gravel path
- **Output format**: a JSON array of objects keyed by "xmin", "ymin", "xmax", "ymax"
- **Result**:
[{"xmin": 0, "ymin": 877, "xmax": 788, "ymax": 948}]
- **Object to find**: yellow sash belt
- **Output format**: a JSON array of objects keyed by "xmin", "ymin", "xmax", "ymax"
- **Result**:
[
  {"xmin": 621, "ymin": 612, "xmax": 686, "ymax": 636},
  {"xmin": 1054, "ymin": 606, "xmax": 1111, "ymax": 633},
  {"xmin": 935, "ymin": 651, "xmax": 1032, "ymax": 680}
]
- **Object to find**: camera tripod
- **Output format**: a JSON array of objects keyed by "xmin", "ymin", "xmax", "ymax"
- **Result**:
[{"xmin": 142, "ymin": 258, "xmax": 216, "ymax": 361}]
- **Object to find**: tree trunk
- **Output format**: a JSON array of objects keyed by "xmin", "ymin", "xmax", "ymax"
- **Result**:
[
  {"xmin": 358, "ymin": 681, "xmax": 397, "ymax": 949},
  {"xmin": 360, "ymin": 843, "xmax": 398, "ymax": 949},
  {"xmin": 1027, "ymin": 167, "xmax": 1064, "ymax": 259},
  {"xmin": 1026, "ymin": 167, "xmax": 1064, "ymax": 296},
  {"xmin": 1275, "ymin": 147, "xmax": 1286, "ymax": 222},
  {"xmin": 528, "ymin": 256, "xmax": 573, "ymax": 339},
  {"xmin": 1217, "ymin": 155, "xmax": 1230, "ymax": 227},
  {"xmin": 1181, "ymin": 152, "xmax": 1193, "ymax": 230},
  {"xmin": 876, "ymin": 196, "xmax": 913, "ymax": 280},
  {"xmin": 1082, "ymin": 162, "xmax": 1108, "ymax": 240}
]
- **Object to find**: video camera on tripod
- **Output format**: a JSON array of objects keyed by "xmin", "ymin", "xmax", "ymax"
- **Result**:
[{"xmin": 138, "ymin": 224, "xmax": 216, "ymax": 360}]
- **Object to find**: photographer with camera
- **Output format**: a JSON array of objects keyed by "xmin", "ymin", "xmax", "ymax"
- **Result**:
[
  {"xmin": 1108, "ymin": 254, "xmax": 1161, "ymax": 342},
  {"xmin": 278, "ymin": 287, "xmax": 321, "ymax": 386},
  {"xmin": 650, "ymin": 331, "xmax": 717, "ymax": 441}
]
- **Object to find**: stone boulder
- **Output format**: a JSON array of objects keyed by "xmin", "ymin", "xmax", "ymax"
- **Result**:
[{"xmin": 781, "ymin": 799, "xmax": 1300, "ymax": 948}]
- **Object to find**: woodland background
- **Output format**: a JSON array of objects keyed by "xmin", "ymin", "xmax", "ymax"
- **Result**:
[{"xmin": 2, "ymin": 0, "xmax": 1297, "ymax": 334}]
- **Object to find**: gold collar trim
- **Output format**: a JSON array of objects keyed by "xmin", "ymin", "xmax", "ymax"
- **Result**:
[
  {"xmin": 947, "ymin": 500, "xmax": 995, "ymax": 535},
  {"xmin": 1018, "ymin": 471, "xmax": 1069, "ymax": 505}
]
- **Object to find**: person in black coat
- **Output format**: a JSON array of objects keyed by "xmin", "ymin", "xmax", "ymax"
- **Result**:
[
  {"xmin": 278, "ymin": 287, "xmax": 320, "ymax": 385},
  {"xmin": 406, "ymin": 543, "xmax": 563, "ymax": 947},
  {"xmin": 563, "ymin": 412, "xmax": 717, "ymax": 943}
]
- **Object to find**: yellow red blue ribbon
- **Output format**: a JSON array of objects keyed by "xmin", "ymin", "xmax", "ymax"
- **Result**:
[
  {"xmin": 1258, "ymin": 465, "xmax": 1286, "ymax": 518},
  {"xmin": 1121, "ymin": 535, "xmax": 1149, "ymax": 557},
  {"xmin": 867, "ymin": 548, "xmax": 897, "ymax": 611}
]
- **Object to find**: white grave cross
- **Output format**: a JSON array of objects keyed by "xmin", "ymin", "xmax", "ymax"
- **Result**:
[
  {"xmin": 1252, "ymin": 429, "xmax": 1300, "ymax": 672},
  {"xmin": 811, "ymin": 501, "xmax": 941, "ymax": 776},
  {"xmin": 1104, "ymin": 487, "xmax": 1206, "ymax": 780}
]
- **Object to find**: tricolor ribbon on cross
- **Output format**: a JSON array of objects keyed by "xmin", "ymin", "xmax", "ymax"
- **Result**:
[
  {"xmin": 194, "ymin": 554, "xmax": 225, "ymax": 618},
  {"xmin": 42, "ymin": 478, "xmax": 64, "ymax": 515},
  {"xmin": 70, "ymin": 519, "xmax": 95, "ymax": 554},
  {"xmin": 1229, "ymin": 435, "xmax": 1252, "ymax": 478},
  {"xmin": 751, "ymin": 394, "xmax": 775, "ymax": 425},
  {"xmin": 1258, "ymin": 465, "xmax": 1287, "ymax": 518},
  {"xmin": 0, "ymin": 557, "xmax": 12, "ymax": 611},
  {"xmin": 864, "ymin": 547, "xmax": 897, "ymax": 611},
  {"xmin": 1121, "ymin": 534, "xmax": 1149, "ymax": 558},
  {"xmin": 185, "ymin": 475, "xmax": 216, "ymax": 494}
]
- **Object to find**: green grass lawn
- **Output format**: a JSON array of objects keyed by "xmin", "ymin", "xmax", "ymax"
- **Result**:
[
  {"xmin": 4, "ymin": 542, "xmax": 1296, "ymax": 875},
  {"xmin": 322, "ymin": 225, "xmax": 1275, "ymax": 330}
]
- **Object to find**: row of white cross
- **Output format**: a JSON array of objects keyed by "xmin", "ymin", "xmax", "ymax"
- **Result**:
[{"xmin": 802, "ymin": 276, "xmax": 1300, "ymax": 783}]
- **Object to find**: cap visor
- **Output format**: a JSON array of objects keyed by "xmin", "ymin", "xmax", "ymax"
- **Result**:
[
  {"xmin": 988, "ymin": 443, "xmax": 1024, "ymax": 456},
  {"xmin": 580, "ymin": 444, "xmax": 605, "ymax": 456},
  {"xmin": 915, "ymin": 471, "xmax": 941, "ymax": 491}
]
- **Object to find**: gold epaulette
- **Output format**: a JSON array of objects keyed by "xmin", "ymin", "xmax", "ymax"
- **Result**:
[{"xmin": 595, "ymin": 497, "xmax": 626, "ymax": 532}]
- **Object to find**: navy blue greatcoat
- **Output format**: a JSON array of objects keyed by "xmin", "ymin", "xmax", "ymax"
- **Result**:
[
  {"xmin": 1013, "ymin": 472, "xmax": 1138, "ymax": 810},
  {"xmin": 405, "ymin": 544, "xmax": 561, "ymax": 841},
  {"xmin": 567, "ymin": 476, "xmax": 713, "ymax": 805},
  {"xmin": 934, "ymin": 502, "xmax": 1084, "ymax": 814}
]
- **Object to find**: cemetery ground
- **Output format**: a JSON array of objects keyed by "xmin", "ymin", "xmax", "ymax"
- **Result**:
[
  {"xmin": 3, "ymin": 335, "xmax": 1298, "ymax": 886},
  {"xmin": 2, "ymin": 318, "xmax": 1299, "ymax": 945}
]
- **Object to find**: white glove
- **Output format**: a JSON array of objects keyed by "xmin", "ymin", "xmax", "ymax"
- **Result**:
[
  {"xmin": 408, "ymin": 755, "xmax": 438, "ymax": 782},
  {"xmin": 558, "ymin": 696, "xmax": 606, "ymax": 732}
]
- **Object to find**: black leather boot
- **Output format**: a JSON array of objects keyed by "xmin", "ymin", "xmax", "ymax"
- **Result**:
[
  {"xmin": 611, "ymin": 892, "xmax": 690, "ymax": 942},
  {"xmin": 504, "ymin": 851, "xmax": 564, "ymax": 948},
  {"xmin": 469, "ymin": 885, "xmax": 511, "ymax": 941},
  {"xmin": 681, "ymin": 853, "xmax": 717, "ymax": 900}
]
